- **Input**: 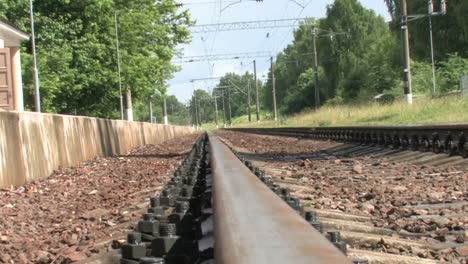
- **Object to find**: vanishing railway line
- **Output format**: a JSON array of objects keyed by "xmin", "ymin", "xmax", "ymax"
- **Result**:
[
  {"xmin": 114, "ymin": 134, "xmax": 353, "ymax": 264},
  {"xmin": 78, "ymin": 126, "xmax": 467, "ymax": 263}
]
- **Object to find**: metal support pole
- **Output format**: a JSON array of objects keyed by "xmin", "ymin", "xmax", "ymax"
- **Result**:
[
  {"xmin": 271, "ymin": 57, "xmax": 278, "ymax": 121},
  {"xmin": 312, "ymin": 25, "xmax": 320, "ymax": 110},
  {"xmin": 29, "ymin": 0, "xmax": 41, "ymax": 112},
  {"xmin": 197, "ymin": 95, "xmax": 202, "ymax": 127},
  {"xmin": 254, "ymin": 60, "xmax": 260, "ymax": 121},
  {"xmin": 247, "ymin": 79, "xmax": 251, "ymax": 122},
  {"xmin": 222, "ymin": 92, "xmax": 227, "ymax": 128},
  {"xmin": 190, "ymin": 101, "xmax": 194, "ymax": 127},
  {"xmin": 402, "ymin": 0, "xmax": 413, "ymax": 104},
  {"xmin": 214, "ymin": 96, "xmax": 219, "ymax": 129},
  {"xmin": 194, "ymin": 94, "xmax": 199, "ymax": 129},
  {"xmin": 163, "ymin": 96, "xmax": 168, "ymax": 125},
  {"xmin": 149, "ymin": 95, "xmax": 153, "ymax": 123},
  {"xmin": 227, "ymin": 86, "xmax": 232, "ymax": 128},
  {"xmin": 428, "ymin": 12, "xmax": 437, "ymax": 94},
  {"xmin": 113, "ymin": 0, "xmax": 124, "ymax": 119}
]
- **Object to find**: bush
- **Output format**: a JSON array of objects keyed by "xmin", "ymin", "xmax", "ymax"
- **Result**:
[
  {"xmin": 323, "ymin": 96, "xmax": 344, "ymax": 107},
  {"xmin": 439, "ymin": 53, "xmax": 468, "ymax": 92}
]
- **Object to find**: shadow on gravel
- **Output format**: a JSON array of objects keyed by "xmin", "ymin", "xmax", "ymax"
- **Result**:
[
  {"xmin": 122, "ymin": 152, "xmax": 188, "ymax": 159},
  {"xmin": 237, "ymin": 145, "xmax": 382, "ymax": 162},
  {"xmin": 237, "ymin": 151, "xmax": 329, "ymax": 162}
]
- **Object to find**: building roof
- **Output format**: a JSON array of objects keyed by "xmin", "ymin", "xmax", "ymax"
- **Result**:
[{"xmin": 0, "ymin": 18, "xmax": 29, "ymax": 46}]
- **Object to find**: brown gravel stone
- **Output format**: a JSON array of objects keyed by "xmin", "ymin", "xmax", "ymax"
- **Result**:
[
  {"xmin": 455, "ymin": 246, "xmax": 468, "ymax": 256},
  {"xmin": 0, "ymin": 134, "xmax": 200, "ymax": 263},
  {"xmin": 352, "ymin": 164, "xmax": 363, "ymax": 174}
]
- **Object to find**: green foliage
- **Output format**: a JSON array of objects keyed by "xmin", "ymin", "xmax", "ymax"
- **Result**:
[
  {"xmin": 411, "ymin": 60, "xmax": 435, "ymax": 94},
  {"xmin": 411, "ymin": 53, "xmax": 468, "ymax": 94},
  {"xmin": 235, "ymin": 96, "xmax": 468, "ymax": 128},
  {"xmin": 132, "ymin": 94, "xmax": 189, "ymax": 125},
  {"xmin": 166, "ymin": 95, "xmax": 190, "ymax": 125},
  {"xmin": 439, "ymin": 53, "xmax": 468, "ymax": 92},
  {"xmin": 189, "ymin": 89, "xmax": 214, "ymax": 125},
  {"xmin": 185, "ymin": 72, "xmax": 262, "ymax": 126},
  {"xmin": 384, "ymin": 0, "xmax": 468, "ymax": 59},
  {"xmin": 261, "ymin": 0, "xmax": 399, "ymax": 114},
  {"xmin": 216, "ymin": 72, "xmax": 260, "ymax": 118},
  {"xmin": 279, "ymin": 68, "xmax": 315, "ymax": 114},
  {"xmin": 320, "ymin": 0, "xmax": 399, "ymax": 102},
  {"xmin": 1, "ymin": 0, "xmax": 192, "ymax": 117}
]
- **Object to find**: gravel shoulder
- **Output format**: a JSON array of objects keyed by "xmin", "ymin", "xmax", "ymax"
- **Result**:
[{"xmin": 0, "ymin": 133, "xmax": 200, "ymax": 263}]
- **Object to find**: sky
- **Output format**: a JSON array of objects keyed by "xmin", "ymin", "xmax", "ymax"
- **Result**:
[{"xmin": 168, "ymin": 0, "xmax": 391, "ymax": 103}]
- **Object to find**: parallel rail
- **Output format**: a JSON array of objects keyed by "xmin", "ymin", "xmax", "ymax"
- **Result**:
[
  {"xmin": 209, "ymin": 135, "xmax": 350, "ymax": 263},
  {"xmin": 228, "ymin": 125, "xmax": 468, "ymax": 156}
]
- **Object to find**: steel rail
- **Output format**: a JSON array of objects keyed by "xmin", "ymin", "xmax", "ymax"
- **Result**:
[
  {"xmin": 209, "ymin": 135, "xmax": 350, "ymax": 264},
  {"xmin": 228, "ymin": 125, "xmax": 468, "ymax": 156}
]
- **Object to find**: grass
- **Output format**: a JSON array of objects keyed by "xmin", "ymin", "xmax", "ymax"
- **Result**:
[{"xmin": 203, "ymin": 95, "xmax": 468, "ymax": 129}]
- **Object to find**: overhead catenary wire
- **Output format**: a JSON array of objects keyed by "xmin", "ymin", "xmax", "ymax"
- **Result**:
[
  {"xmin": 174, "ymin": 51, "xmax": 275, "ymax": 63},
  {"xmin": 190, "ymin": 18, "xmax": 309, "ymax": 33}
]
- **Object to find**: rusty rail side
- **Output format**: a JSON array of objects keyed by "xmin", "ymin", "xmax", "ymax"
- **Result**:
[{"xmin": 209, "ymin": 135, "xmax": 350, "ymax": 264}]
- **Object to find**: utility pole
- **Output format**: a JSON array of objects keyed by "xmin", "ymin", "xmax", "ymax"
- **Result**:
[
  {"xmin": 197, "ymin": 95, "xmax": 202, "ymax": 127},
  {"xmin": 312, "ymin": 24, "xmax": 320, "ymax": 110},
  {"xmin": 247, "ymin": 79, "xmax": 251, "ymax": 122},
  {"xmin": 162, "ymin": 95, "xmax": 168, "ymax": 125},
  {"xmin": 149, "ymin": 95, "xmax": 153, "ymax": 123},
  {"xmin": 428, "ymin": 13, "xmax": 436, "ymax": 94},
  {"xmin": 190, "ymin": 101, "xmax": 194, "ymax": 127},
  {"xmin": 254, "ymin": 60, "xmax": 260, "ymax": 121},
  {"xmin": 402, "ymin": 0, "xmax": 413, "ymax": 104},
  {"xmin": 271, "ymin": 57, "xmax": 278, "ymax": 121},
  {"xmin": 194, "ymin": 94, "xmax": 199, "ymax": 129},
  {"xmin": 214, "ymin": 96, "xmax": 219, "ymax": 129},
  {"xmin": 113, "ymin": 0, "xmax": 123, "ymax": 119},
  {"xmin": 222, "ymin": 91, "xmax": 227, "ymax": 128},
  {"xmin": 29, "ymin": 0, "xmax": 41, "ymax": 112},
  {"xmin": 427, "ymin": 0, "xmax": 447, "ymax": 94},
  {"xmin": 227, "ymin": 85, "xmax": 232, "ymax": 128}
]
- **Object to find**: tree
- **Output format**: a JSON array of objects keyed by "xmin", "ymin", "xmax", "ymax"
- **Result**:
[
  {"xmin": 189, "ymin": 89, "xmax": 214, "ymax": 125},
  {"xmin": 0, "ymin": 0, "xmax": 192, "ymax": 117},
  {"xmin": 318, "ymin": 0, "xmax": 399, "ymax": 102},
  {"xmin": 384, "ymin": 0, "xmax": 468, "ymax": 59},
  {"xmin": 262, "ymin": 1, "xmax": 399, "ymax": 114},
  {"xmin": 215, "ymin": 72, "xmax": 260, "ymax": 119},
  {"xmin": 166, "ymin": 95, "xmax": 190, "ymax": 125}
]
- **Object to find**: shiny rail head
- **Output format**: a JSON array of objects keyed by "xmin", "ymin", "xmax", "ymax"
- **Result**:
[{"xmin": 208, "ymin": 135, "xmax": 351, "ymax": 264}]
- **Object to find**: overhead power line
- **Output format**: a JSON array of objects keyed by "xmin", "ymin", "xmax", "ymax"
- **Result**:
[
  {"xmin": 174, "ymin": 51, "xmax": 274, "ymax": 63},
  {"xmin": 190, "ymin": 18, "xmax": 309, "ymax": 33}
]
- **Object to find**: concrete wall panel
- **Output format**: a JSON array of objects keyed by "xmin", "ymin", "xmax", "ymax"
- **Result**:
[{"xmin": 0, "ymin": 112, "xmax": 194, "ymax": 187}]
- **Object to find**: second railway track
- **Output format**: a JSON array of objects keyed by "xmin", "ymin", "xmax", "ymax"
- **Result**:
[
  {"xmin": 229, "ymin": 125, "xmax": 468, "ymax": 157},
  {"xmin": 216, "ymin": 129, "xmax": 468, "ymax": 263}
]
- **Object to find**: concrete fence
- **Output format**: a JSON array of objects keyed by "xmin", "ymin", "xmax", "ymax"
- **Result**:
[{"xmin": 0, "ymin": 111, "xmax": 195, "ymax": 187}]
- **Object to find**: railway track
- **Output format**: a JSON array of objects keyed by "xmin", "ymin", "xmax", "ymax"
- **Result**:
[
  {"xmin": 80, "ymin": 126, "xmax": 466, "ymax": 264},
  {"xmin": 215, "ymin": 130, "xmax": 468, "ymax": 264},
  {"xmin": 228, "ymin": 125, "xmax": 468, "ymax": 157},
  {"xmin": 111, "ymin": 134, "xmax": 355, "ymax": 264}
]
